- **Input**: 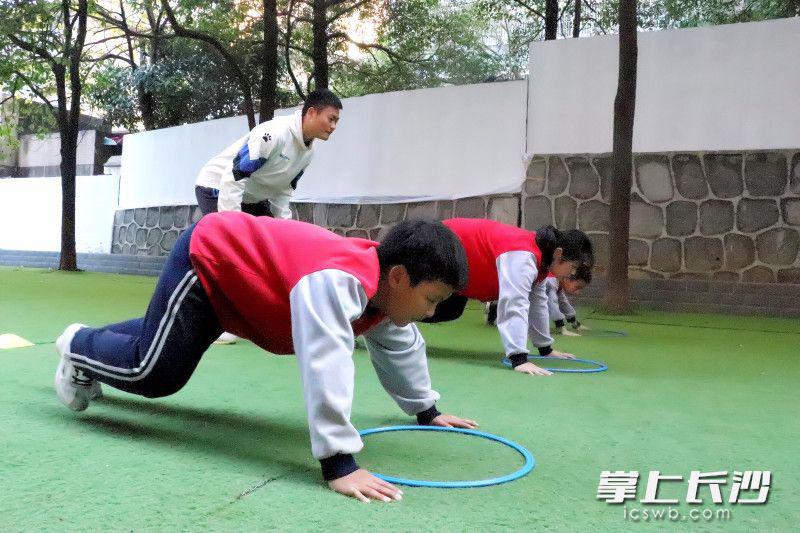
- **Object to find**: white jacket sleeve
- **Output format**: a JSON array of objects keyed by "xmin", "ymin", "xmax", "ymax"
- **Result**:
[
  {"xmin": 217, "ymin": 125, "xmax": 283, "ymax": 212},
  {"xmin": 269, "ymin": 191, "xmax": 294, "ymax": 220},
  {"xmin": 557, "ymin": 289, "xmax": 576, "ymax": 319},
  {"xmin": 363, "ymin": 321, "xmax": 440, "ymax": 416},
  {"xmin": 217, "ymin": 174, "xmax": 246, "ymax": 212},
  {"xmin": 290, "ymin": 269, "xmax": 368, "ymax": 460},
  {"xmin": 546, "ymin": 277, "xmax": 565, "ymax": 322},
  {"xmin": 528, "ymin": 281, "xmax": 553, "ymax": 348},
  {"xmin": 496, "ymin": 251, "xmax": 538, "ymax": 356}
]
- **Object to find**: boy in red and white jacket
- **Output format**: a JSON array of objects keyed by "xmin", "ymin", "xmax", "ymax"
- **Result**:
[
  {"xmin": 427, "ymin": 218, "xmax": 594, "ymax": 377},
  {"xmin": 54, "ymin": 215, "xmax": 475, "ymax": 503}
]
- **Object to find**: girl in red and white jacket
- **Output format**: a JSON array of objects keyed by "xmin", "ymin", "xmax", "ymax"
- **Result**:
[{"xmin": 426, "ymin": 218, "xmax": 594, "ymax": 377}]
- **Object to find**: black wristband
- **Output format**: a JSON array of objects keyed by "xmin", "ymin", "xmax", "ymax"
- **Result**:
[
  {"xmin": 416, "ymin": 404, "xmax": 442, "ymax": 425},
  {"xmin": 566, "ymin": 316, "xmax": 577, "ymax": 323},
  {"xmin": 509, "ymin": 353, "xmax": 530, "ymax": 367},
  {"xmin": 538, "ymin": 346, "xmax": 553, "ymax": 356},
  {"xmin": 555, "ymin": 319, "xmax": 565, "ymax": 328},
  {"xmin": 320, "ymin": 453, "xmax": 359, "ymax": 481}
]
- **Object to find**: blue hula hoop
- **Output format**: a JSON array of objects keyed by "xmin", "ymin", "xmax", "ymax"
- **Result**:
[
  {"xmin": 501, "ymin": 355, "xmax": 608, "ymax": 373},
  {"xmin": 358, "ymin": 425, "xmax": 535, "ymax": 488}
]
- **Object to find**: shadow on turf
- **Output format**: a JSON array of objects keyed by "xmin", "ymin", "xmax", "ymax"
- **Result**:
[
  {"xmin": 424, "ymin": 345, "xmax": 511, "ymax": 369},
  {"xmin": 39, "ymin": 390, "xmax": 321, "ymax": 487}
]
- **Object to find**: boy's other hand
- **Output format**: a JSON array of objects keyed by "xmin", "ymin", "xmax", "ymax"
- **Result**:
[
  {"xmin": 328, "ymin": 469, "xmax": 403, "ymax": 503},
  {"xmin": 513, "ymin": 362, "xmax": 553, "ymax": 376},
  {"xmin": 429, "ymin": 413, "xmax": 478, "ymax": 429},
  {"xmin": 550, "ymin": 350, "xmax": 576, "ymax": 359}
]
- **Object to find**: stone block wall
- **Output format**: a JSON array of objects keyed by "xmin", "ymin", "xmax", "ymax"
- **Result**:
[
  {"xmin": 110, "ymin": 195, "xmax": 520, "ymax": 255},
  {"xmin": 110, "ymin": 149, "xmax": 800, "ymax": 289},
  {"xmin": 290, "ymin": 194, "xmax": 520, "ymax": 240},
  {"xmin": 110, "ymin": 205, "xmax": 203, "ymax": 255},
  {"xmin": 523, "ymin": 151, "xmax": 800, "ymax": 283}
]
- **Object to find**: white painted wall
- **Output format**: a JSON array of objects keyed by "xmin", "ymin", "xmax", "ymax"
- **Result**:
[
  {"xmin": 294, "ymin": 81, "xmax": 527, "ymax": 203},
  {"xmin": 528, "ymin": 17, "xmax": 800, "ymax": 154},
  {"xmin": 118, "ymin": 80, "xmax": 528, "ymax": 208},
  {"xmin": 0, "ymin": 175, "xmax": 119, "ymax": 253},
  {"xmin": 119, "ymin": 111, "xmax": 292, "ymax": 209},
  {"xmin": 18, "ymin": 130, "xmax": 97, "ymax": 167}
]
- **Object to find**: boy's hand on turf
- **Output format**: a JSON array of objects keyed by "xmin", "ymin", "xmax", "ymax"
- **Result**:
[
  {"xmin": 328, "ymin": 469, "xmax": 403, "ymax": 503},
  {"xmin": 429, "ymin": 413, "xmax": 479, "ymax": 429},
  {"xmin": 514, "ymin": 362, "xmax": 553, "ymax": 376},
  {"xmin": 550, "ymin": 350, "xmax": 576, "ymax": 359}
]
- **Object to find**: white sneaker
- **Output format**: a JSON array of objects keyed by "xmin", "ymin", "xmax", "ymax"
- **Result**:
[
  {"xmin": 213, "ymin": 332, "xmax": 238, "ymax": 345},
  {"xmin": 54, "ymin": 323, "xmax": 95, "ymax": 411}
]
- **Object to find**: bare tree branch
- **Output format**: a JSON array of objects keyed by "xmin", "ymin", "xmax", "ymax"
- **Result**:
[
  {"xmin": 559, "ymin": 0, "xmax": 572, "ymax": 21},
  {"xmin": 0, "ymin": 77, "xmax": 20, "ymax": 107},
  {"xmin": 509, "ymin": 0, "xmax": 545, "ymax": 20},
  {"xmin": 6, "ymin": 33, "xmax": 56, "ymax": 65},
  {"xmin": 328, "ymin": 31, "xmax": 428, "ymax": 65},
  {"xmin": 285, "ymin": 0, "xmax": 306, "ymax": 99},
  {"xmin": 13, "ymin": 70, "xmax": 57, "ymax": 116},
  {"xmin": 327, "ymin": 0, "xmax": 370, "ymax": 25}
]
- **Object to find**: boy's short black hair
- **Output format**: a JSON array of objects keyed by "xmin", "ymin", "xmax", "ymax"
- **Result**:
[
  {"xmin": 302, "ymin": 89, "xmax": 343, "ymax": 117},
  {"xmin": 377, "ymin": 220, "xmax": 468, "ymax": 291}
]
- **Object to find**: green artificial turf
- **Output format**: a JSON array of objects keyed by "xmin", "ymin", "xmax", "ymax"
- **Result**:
[{"xmin": 1, "ymin": 266, "xmax": 798, "ymax": 531}]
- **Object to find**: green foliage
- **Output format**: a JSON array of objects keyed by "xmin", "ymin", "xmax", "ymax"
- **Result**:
[
  {"xmin": 330, "ymin": 0, "xmax": 513, "ymax": 97},
  {"xmin": 9, "ymin": 0, "xmax": 797, "ymax": 128},
  {"xmin": 86, "ymin": 39, "xmax": 243, "ymax": 130},
  {"xmin": 0, "ymin": 0, "xmax": 82, "ymax": 135}
]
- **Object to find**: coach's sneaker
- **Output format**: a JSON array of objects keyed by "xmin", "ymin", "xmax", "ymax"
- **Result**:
[{"xmin": 54, "ymin": 323, "xmax": 94, "ymax": 411}]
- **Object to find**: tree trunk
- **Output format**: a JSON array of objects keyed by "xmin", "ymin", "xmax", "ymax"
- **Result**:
[
  {"xmin": 53, "ymin": 66, "xmax": 77, "ymax": 271},
  {"xmin": 259, "ymin": 0, "xmax": 279, "ymax": 122},
  {"xmin": 59, "ymin": 126, "xmax": 78, "ymax": 271},
  {"xmin": 545, "ymin": 0, "xmax": 558, "ymax": 40},
  {"xmin": 311, "ymin": 0, "xmax": 329, "ymax": 89},
  {"xmin": 602, "ymin": 0, "xmax": 637, "ymax": 313},
  {"xmin": 573, "ymin": 0, "xmax": 582, "ymax": 38},
  {"xmin": 58, "ymin": 0, "xmax": 87, "ymax": 271},
  {"xmin": 237, "ymin": 70, "xmax": 256, "ymax": 129},
  {"xmin": 138, "ymin": 82, "xmax": 156, "ymax": 130}
]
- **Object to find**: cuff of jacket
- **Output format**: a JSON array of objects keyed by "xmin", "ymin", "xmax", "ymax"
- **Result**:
[
  {"xmin": 509, "ymin": 352, "xmax": 530, "ymax": 367},
  {"xmin": 416, "ymin": 404, "xmax": 442, "ymax": 425},
  {"xmin": 320, "ymin": 453, "xmax": 359, "ymax": 481}
]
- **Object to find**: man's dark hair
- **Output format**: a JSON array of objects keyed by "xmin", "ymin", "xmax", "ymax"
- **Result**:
[
  {"xmin": 377, "ymin": 220, "xmax": 468, "ymax": 291},
  {"xmin": 302, "ymin": 89, "xmax": 343, "ymax": 117},
  {"xmin": 535, "ymin": 225, "xmax": 594, "ymax": 271}
]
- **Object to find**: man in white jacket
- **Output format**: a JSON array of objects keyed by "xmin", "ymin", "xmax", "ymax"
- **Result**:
[
  {"xmin": 194, "ymin": 89, "xmax": 342, "ymax": 219},
  {"xmin": 195, "ymin": 89, "xmax": 342, "ymax": 344}
]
